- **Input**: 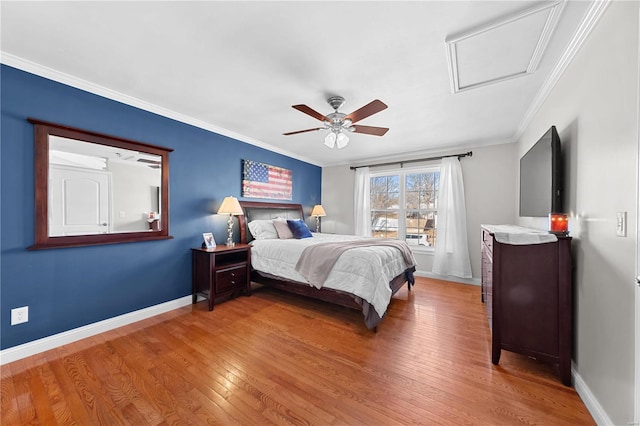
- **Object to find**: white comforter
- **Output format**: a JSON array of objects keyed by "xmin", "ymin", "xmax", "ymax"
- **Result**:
[{"xmin": 249, "ymin": 233, "xmax": 415, "ymax": 319}]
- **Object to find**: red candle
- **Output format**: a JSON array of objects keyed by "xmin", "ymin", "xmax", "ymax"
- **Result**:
[{"xmin": 549, "ymin": 213, "xmax": 568, "ymax": 234}]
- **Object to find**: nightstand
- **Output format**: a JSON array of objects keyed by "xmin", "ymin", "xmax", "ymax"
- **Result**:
[{"xmin": 191, "ymin": 244, "xmax": 251, "ymax": 311}]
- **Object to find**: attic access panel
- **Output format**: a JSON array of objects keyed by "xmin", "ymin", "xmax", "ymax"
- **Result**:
[{"xmin": 445, "ymin": 1, "xmax": 565, "ymax": 93}]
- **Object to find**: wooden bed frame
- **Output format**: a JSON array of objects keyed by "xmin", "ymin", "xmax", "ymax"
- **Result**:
[{"xmin": 237, "ymin": 201, "xmax": 415, "ymax": 328}]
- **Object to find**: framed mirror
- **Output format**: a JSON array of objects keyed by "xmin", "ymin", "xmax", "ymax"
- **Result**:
[{"xmin": 28, "ymin": 118, "xmax": 173, "ymax": 249}]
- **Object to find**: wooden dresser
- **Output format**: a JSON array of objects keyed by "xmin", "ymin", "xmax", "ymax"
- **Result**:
[{"xmin": 481, "ymin": 225, "xmax": 572, "ymax": 386}]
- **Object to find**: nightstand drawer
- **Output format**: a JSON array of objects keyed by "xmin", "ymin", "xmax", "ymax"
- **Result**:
[{"xmin": 215, "ymin": 265, "xmax": 247, "ymax": 293}]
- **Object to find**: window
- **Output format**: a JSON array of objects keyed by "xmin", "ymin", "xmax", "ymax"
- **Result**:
[{"xmin": 369, "ymin": 167, "xmax": 440, "ymax": 248}]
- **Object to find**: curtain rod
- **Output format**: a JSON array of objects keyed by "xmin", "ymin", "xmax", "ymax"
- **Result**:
[{"xmin": 349, "ymin": 151, "xmax": 473, "ymax": 170}]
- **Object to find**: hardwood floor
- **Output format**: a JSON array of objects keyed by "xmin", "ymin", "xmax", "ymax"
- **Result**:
[{"xmin": 2, "ymin": 277, "xmax": 594, "ymax": 425}]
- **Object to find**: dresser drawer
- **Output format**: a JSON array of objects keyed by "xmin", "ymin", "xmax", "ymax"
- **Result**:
[{"xmin": 215, "ymin": 264, "xmax": 247, "ymax": 293}]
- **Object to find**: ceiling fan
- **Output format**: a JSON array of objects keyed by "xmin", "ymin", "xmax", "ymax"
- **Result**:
[{"xmin": 283, "ymin": 96, "xmax": 389, "ymax": 149}]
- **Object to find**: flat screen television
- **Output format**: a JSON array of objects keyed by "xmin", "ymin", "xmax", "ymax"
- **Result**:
[{"xmin": 519, "ymin": 125, "xmax": 563, "ymax": 217}]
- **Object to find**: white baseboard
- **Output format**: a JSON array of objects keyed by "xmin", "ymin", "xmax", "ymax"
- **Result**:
[
  {"xmin": 572, "ymin": 362, "xmax": 614, "ymax": 426},
  {"xmin": 0, "ymin": 295, "xmax": 192, "ymax": 365},
  {"xmin": 415, "ymin": 270, "xmax": 481, "ymax": 286}
]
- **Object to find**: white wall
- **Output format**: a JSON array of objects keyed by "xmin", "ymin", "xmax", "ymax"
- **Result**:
[
  {"xmin": 110, "ymin": 162, "xmax": 161, "ymax": 232},
  {"xmin": 516, "ymin": 1, "xmax": 638, "ymax": 424},
  {"xmin": 320, "ymin": 165, "xmax": 355, "ymax": 235},
  {"xmin": 321, "ymin": 142, "xmax": 517, "ymax": 279}
]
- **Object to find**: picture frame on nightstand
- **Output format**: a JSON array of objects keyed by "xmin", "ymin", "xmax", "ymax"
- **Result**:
[{"xmin": 202, "ymin": 232, "xmax": 216, "ymax": 249}]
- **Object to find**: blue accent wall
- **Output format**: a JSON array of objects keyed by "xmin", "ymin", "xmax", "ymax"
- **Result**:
[{"xmin": 0, "ymin": 65, "xmax": 321, "ymax": 350}]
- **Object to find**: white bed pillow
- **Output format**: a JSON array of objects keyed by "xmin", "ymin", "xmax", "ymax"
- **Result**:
[{"xmin": 248, "ymin": 219, "xmax": 278, "ymax": 240}]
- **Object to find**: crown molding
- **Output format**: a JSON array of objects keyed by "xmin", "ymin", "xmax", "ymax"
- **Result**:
[
  {"xmin": 514, "ymin": 0, "xmax": 612, "ymax": 139},
  {"xmin": 329, "ymin": 136, "xmax": 516, "ymax": 169},
  {"xmin": 0, "ymin": 52, "xmax": 321, "ymax": 167}
]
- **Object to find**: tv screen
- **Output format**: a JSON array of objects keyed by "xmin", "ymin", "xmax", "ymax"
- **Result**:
[{"xmin": 519, "ymin": 126, "xmax": 562, "ymax": 217}]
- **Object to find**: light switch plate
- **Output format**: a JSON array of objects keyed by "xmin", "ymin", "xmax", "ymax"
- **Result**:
[{"xmin": 616, "ymin": 212, "xmax": 627, "ymax": 237}]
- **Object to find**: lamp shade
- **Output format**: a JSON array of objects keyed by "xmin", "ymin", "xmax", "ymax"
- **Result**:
[
  {"xmin": 311, "ymin": 205, "xmax": 326, "ymax": 217},
  {"xmin": 217, "ymin": 196, "xmax": 243, "ymax": 215}
]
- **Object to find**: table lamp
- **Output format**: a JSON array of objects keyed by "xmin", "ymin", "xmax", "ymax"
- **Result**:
[
  {"xmin": 218, "ymin": 196, "xmax": 243, "ymax": 246},
  {"xmin": 311, "ymin": 205, "xmax": 326, "ymax": 233}
]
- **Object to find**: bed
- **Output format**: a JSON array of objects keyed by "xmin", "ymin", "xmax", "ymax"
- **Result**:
[{"xmin": 238, "ymin": 201, "xmax": 416, "ymax": 330}]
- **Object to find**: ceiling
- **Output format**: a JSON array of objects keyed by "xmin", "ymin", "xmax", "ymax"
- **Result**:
[{"xmin": 1, "ymin": 1, "xmax": 599, "ymax": 167}]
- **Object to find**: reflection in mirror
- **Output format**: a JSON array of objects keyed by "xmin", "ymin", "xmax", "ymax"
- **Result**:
[
  {"xmin": 29, "ymin": 118, "xmax": 173, "ymax": 249},
  {"xmin": 49, "ymin": 136, "xmax": 162, "ymax": 236}
]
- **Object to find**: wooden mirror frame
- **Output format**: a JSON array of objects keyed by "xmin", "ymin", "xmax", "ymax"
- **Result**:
[{"xmin": 28, "ymin": 118, "xmax": 173, "ymax": 250}]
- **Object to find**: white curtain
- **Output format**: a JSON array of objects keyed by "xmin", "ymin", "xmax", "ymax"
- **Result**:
[
  {"xmin": 432, "ymin": 157, "xmax": 472, "ymax": 278},
  {"xmin": 353, "ymin": 167, "xmax": 371, "ymax": 237}
]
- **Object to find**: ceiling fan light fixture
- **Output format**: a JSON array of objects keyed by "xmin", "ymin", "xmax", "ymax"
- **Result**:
[
  {"xmin": 336, "ymin": 132, "xmax": 349, "ymax": 149},
  {"xmin": 324, "ymin": 131, "xmax": 337, "ymax": 148}
]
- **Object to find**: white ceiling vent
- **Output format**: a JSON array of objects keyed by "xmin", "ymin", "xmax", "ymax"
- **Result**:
[{"xmin": 445, "ymin": 1, "xmax": 565, "ymax": 94}]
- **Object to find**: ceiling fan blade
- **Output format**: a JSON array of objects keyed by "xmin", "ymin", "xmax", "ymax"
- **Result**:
[
  {"xmin": 283, "ymin": 127, "xmax": 323, "ymax": 136},
  {"xmin": 344, "ymin": 99, "xmax": 388, "ymax": 124},
  {"xmin": 352, "ymin": 125, "xmax": 389, "ymax": 136},
  {"xmin": 292, "ymin": 104, "xmax": 330, "ymax": 122}
]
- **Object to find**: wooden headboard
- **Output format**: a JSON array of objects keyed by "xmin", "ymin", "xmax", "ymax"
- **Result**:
[{"xmin": 238, "ymin": 201, "xmax": 304, "ymax": 243}]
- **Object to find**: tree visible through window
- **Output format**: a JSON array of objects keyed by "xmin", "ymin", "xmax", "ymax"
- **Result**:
[{"xmin": 370, "ymin": 168, "xmax": 440, "ymax": 247}]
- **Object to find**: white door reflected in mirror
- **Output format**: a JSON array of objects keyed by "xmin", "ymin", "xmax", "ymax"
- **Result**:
[
  {"xmin": 49, "ymin": 135, "xmax": 162, "ymax": 236},
  {"xmin": 49, "ymin": 166, "xmax": 110, "ymax": 236}
]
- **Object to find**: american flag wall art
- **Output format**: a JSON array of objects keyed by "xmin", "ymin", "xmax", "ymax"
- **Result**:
[{"xmin": 242, "ymin": 160, "xmax": 293, "ymax": 200}]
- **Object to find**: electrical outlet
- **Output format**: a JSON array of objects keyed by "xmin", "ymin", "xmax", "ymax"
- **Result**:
[{"xmin": 11, "ymin": 306, "xmax": 29, "ymax": 325}]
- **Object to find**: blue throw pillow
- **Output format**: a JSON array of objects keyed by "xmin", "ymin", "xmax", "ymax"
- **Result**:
[{"xmin": 287, "ymin": 219, "xmax": 313, "ymax": 239}]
